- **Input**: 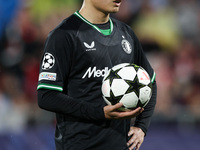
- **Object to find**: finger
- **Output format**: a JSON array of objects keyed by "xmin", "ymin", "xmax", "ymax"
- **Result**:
[
  {"xmin": 133, "ymin": 107, "xmax": 142, "ymax": 112},
  {"xmin": 128, "ymin": 126, "xmax": 136, "ymax": 136},
  {"xmin": 128, "ymin": 128, "xmax": 134, "ymax": 137},
  {"xmin": 135, "ymin": 142, "xmax": 142, "ymax": 150},
  {"xmin": 116, "ymin": 107, "xmax": 141, "ymax": 118},
  {"xmin": 139, "ymin": 108, "xmax": 144, "ymax": 113},
  {"xmin": 129, "ymin": 141, "xmax": 137, "ymax": 150},
  {"xmin": 128, "ymin": 107, "xmax": 142, "ymax": 116},
  {"xmin": 127, "ymin": 136, "xmax": 136, "ymax": 147},
  {"xmin": 111, "ymin": 103, "xmax": 123, "ymax": 110}
]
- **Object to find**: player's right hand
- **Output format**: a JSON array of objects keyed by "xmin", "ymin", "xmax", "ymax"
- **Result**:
[{"xmin": 103, "ymin": 103, "xmax": 144, "ymax": 120}]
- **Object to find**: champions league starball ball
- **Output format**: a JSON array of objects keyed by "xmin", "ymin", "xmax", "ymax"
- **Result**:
[{"xmin": 102, "ymin": 63, "xmax": 152, "ymax": 111}]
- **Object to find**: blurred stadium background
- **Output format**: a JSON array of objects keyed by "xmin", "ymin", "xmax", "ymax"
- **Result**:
[{"xmin": 0, "ymin": 0, "xmax": 200, "ymax": 149}]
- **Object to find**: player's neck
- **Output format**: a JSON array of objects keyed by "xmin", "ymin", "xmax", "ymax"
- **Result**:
[{"xmin": 79, "ymin": 6, "xmax": 110, "ymax": 24}]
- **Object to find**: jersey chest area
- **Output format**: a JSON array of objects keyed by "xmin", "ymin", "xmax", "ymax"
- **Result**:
[{"xmin": 74, "ymin": 28, "xmax": 135, "ymax": 67}]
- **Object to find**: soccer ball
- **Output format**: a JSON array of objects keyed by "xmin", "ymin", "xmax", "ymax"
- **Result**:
[
  {"xmin": 42, "ymin": 53, "xmax": 55, "ymax": 70},
  {"xmin": 101, "ymin": 63, "xmax": 152, "ymax": 111}
]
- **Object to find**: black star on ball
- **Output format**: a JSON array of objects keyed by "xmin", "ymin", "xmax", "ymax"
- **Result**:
[
  {"xmin": 105, "ymin": 90, "xmax": 123, "ymax": 105},
  {"xmin": 125, "ymin": 77, "xmax": 145, "ymax": 98},
  {"xmin": 105, "ymin": 68, "xmax": 122, "ymax": 86}
]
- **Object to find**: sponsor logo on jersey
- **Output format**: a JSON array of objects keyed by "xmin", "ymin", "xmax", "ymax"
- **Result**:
[
  {"xmin": 39, "ymin": 72, "xmax": 57, "ymax": 81},
  {"xmin": 83, "ymin": 41, "xmax": 96, "ymax": 51},
  {"xmin": 121, "ymin": 37, "xmax": 132, "ymax": 54},
  {"xmin": 82, "ymin": 66, "xmax": 109, "ymax": 78}
]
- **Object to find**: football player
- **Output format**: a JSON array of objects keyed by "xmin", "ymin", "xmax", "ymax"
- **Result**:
[{"xmin": 37, "ymin": 0, "xmax": 157, "ymax": 150}]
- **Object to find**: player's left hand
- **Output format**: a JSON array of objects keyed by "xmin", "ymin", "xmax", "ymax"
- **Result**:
[{"xmin": 127, "ymin": 126, "xmax": 145, "ymax": 150}]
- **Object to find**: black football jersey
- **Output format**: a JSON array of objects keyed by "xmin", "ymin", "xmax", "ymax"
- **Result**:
[{"xmin": 37, "ymin": 11, "xmax": 156, "ymax": 150}]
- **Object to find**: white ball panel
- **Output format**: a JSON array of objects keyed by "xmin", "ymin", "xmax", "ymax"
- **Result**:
[
  {"xmin": 143, "ymin": 99, "xmax": 150, "ymax": 108},
  {"xmin": 112, "ymin": 63, "xmax": 129, "ymax": 71},
  {"xmin": 101, "ymin": 79, "xmax": 111, "ymax": 97},
  {"xmin": 120, "ymin": 92, "xmax": 138, "ymax": 108},
  {"xmin": 137, "ymin": 68, "xmax": 151, "ymax": 85},
  {"xmin": 118, "ymin": 66, "xmax": 136, "ymax": 81},
  {"xmin": 139, "ymin": 86, "xmax": 152, "ymax": 104},
  {"xmin": 111, "ymin": 79, "xmax": 129, "ymax": 96}
]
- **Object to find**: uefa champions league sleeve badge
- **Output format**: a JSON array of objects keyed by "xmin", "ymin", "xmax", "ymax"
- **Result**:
[{"xmin": 42, "ymin": 53, "xmax": 55, "ymax": 70}]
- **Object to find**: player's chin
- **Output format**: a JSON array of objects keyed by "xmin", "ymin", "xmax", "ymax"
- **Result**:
[
  {"xmin": 103, "ymin": 5, "xmax": 120, "ymax": 14},
  {"xmin": 113, "ymin": 7, "xmax": 119, "ymax": 13},
  {"xmin": 110, "ymin": 7, "xmax": 120, "ymax": 13}
]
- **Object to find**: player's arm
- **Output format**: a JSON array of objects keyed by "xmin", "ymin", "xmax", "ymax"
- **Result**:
[
  {"xmin": 38, "ymin": 89, "xmax": 144, "ymax": 121},
  {"xmin": 134, "ymin": 81, "xmax": 157, "ymax": 134},
  {"xmin": 124, "ymin": 29, "xmax": 157, "ymax": 150},
  {"xmin": 37, "ymin": 89, "xmax": 106, "ymax": 120},
  {"xmin": 126, "ymin": 82, "xmax": 156, "ymax": 150},
  {"xmin": 132, "ymin": 31, "xmax": 157, "ymax": 135}
]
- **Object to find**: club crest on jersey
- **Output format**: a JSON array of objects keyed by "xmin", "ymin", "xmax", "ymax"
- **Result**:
[
  {"xmin": 42, "ymin": 53, "xmax": 55, "ymax": 70},
  {"xmin": 121, "ymin": 39, "xmax": 132, "ymax": 54},
  {"xmin": 83, "ymin": 41, "xmax": 96, "ymax": 51}
]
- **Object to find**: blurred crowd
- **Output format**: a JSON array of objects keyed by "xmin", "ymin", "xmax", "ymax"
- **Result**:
[{"xmin": 0, "ymin": 0, "xmax": 200, "ymax": 133}]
